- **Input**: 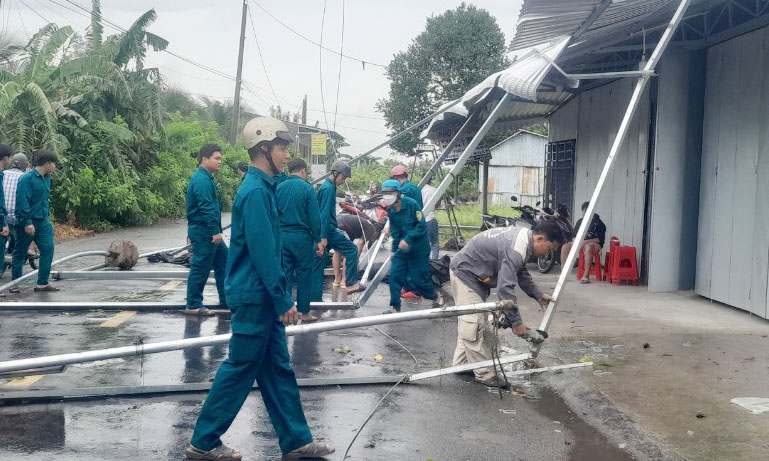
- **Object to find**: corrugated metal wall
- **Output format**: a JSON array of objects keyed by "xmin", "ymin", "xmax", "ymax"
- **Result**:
[
  {"xmin": 647, "ymin": 48, "xmax": 704, "ymax": 293},
  {"xmin": 696, "ymin": 27, "xmax": 769, "ymax": 318},
  {"xmin": 549, "ymin": 80, "xmax": 650, "ymax": 252},
  {"xmin": 482, "ymin": 133, "xmax": 546, "ymax": 206}
]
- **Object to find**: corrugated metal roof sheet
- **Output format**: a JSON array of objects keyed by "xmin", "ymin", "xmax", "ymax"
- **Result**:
[{"xmin": 512, "ymin": 0, "xmax": 678, "ymax": 51}]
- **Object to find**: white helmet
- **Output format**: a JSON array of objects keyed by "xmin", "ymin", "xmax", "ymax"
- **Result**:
[{"xmin": 242, "ymin": 117, "xmax": 294, "ymax": 149}]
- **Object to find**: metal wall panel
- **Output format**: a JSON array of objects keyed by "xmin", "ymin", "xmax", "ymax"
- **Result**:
[
  {"xmin": 648, "ymin": 47, "xmax": 704, "ymax": 293},
  {"xmin": 698, "ymin": 26, "xmax": 769, "ymax": 318},
  {"xmin": 572, "ymin": 79, "xmax": 650, "ymax": 253},
  {"xmin": 485, "ymin": 165, "xmax": 544, "ymax": 207},
  {"xmin": 548, "ymin": 96, "xmax": 580, "ymax": 142},
  {"xmin": 489, "ymin": 132, "xmax": 546, "ymax": 167},
  {"xmin": 750, "ymin": 27, "xmax": 769, "ymax": 319}
]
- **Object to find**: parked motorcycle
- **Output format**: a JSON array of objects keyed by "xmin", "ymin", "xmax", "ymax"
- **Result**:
[
  {"xmin": 0, "ymin": 231, "xmax": 40, "ymax": 278},
  {"xmin": 536, "ymin": 203, "xmax": 574, "ymax": 274},
  {"xmin": 480, "ymin": 196, "xmax": 540, "ymax": 231}
]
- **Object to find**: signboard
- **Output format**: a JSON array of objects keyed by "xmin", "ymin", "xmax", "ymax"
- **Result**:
[
  {"xmin": 311, "ymin": 163, "xmax": 328, "ymax": 178},
  {"xmin": 431, "ymin": 125, "xmax": 492, "ymax": 164},
  {"xmin": 311, "ymin": 134, "xmax": 327, "ymax": 156}
]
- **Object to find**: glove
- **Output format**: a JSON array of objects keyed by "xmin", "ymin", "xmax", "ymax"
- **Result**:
[{"xmin": 523, "ymin": 329, "xmax": 548, "ymax": 345}]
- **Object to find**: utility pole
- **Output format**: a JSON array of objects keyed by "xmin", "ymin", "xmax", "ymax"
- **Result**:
[
  {"xmin": 230, "ymin": 0, "xmax": 248, "ymax": 146},
  {"xmin": 301, "ymin": 95, "xmax": 308, "ymax": 125}
]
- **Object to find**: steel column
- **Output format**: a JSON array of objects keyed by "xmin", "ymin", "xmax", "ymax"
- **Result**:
[
  {"xmin": 0, "ymin": 251, "xmax": 109, "ymax": 293},
  {"xmin": 0, "ymin": 301, "xmax": 356, "ymax": 312}
]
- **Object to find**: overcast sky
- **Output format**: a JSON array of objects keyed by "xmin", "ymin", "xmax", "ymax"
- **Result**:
[{"xmin": 3, "ymin": 0, "xmax": 523, "ymax": 159}]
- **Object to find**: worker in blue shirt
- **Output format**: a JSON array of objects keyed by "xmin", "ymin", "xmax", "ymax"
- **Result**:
[
  {"xmin": 10, "ymin": 150, "xmax": 58, "ymax": 293},
  {"xmin": 277, "ymin": 158, "xmax": 324, "ymax": 323},
  {"xmin": 0, "ymin": 144, "xmax": 12, "ymax": 283},
  {"xmin": 184, "ymin": 143, "xmax": 228, "ymax": 316},
  {"xmin": 186, "ymin": 117, "xmax": 334, "ymax": 461},
  {"xmin": 390, "ymin": 164, "xmax": 422, "ymax": 208},
  {"xmin": 314, "ymin": 160, "xmax": 361, "ymax": 295},
  {"xmin": 380, "ymin": 179, "xmax": 440, "ymax": 313}
]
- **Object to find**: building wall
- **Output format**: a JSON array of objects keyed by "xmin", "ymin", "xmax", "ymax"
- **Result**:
[
  {"xmin": 549, "ymin": 79, "xmax": 650, "ymax": 253},
  {"xmin": 696, "ymin": 26, "xmax": 769, "ymax": 318},
  {"xmin": 647, "ymin": 47, "xmax": 705, "ymax": 293},
  {"xmin": 482, "ymin": 133, "xmax": 546, "ymax": 207}
]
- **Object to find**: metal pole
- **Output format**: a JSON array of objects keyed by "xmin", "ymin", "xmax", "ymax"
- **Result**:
[
  {"xmin": 0, "ymin": 301, "xmax": 511, "ymax": 373},
  {"xmin": 229, "ymin": 0, "xmax": 248, "ymax": 145},
  {"xmin": 0, "ymin": 251, "xmax": 109, "ymax": 293},
  {"xmin": 359, "ymin": 94, "xmax": 512, "ymax": 305},
  {"xmin": 532, "ymin": 0, "xmax": 692, "ymax": 358},
  {"xmin": 0, "ymin": 301, "xmax": 356, "ymax": 312},
  {"xmin": 54, "ymin": 270, "xmax": 206, "ymax": 280},
  {"xmin": 409, "ymin": 359, "xmax": 593, "ymax": 382},
  {"xmin": 310, "ymin": 99, "xmax": 463, "ymax": 185},
  {"xmin": 481, "ymin": 158, "xmax": 489, "ymax": 216},
  {"xmin": 359, "ymin": 231, "xmax": 385, "ymax": 286},
  {"xmin": 417, "ymin": 110, "xmax": 478, "ymax": 188}
]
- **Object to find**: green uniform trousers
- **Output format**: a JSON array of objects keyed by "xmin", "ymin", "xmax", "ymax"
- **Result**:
[
  {"xmin": 389, "ymin": 241, "xmax": 436, "ymax": 311},
  {"xmin": 190, "ymin": 305, "xmax": 313, "ymax": 454},
  {"xmin": 12, "ymin": 219, "xmax": 54, "ymax": 285},
  {"xmin": 282, "ymin": 230, "xmax": 317, "ymax": 314},
  {"xmin": 313, "ymin": 228, "xmax": 358, "ymax": 298},
  {"xmin": 186, "ymin": 230, "xmax": 228, "ymax": 308}
]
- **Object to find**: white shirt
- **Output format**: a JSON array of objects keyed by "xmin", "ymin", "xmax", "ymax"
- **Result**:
[{"xmin": 421, "ymin": 184, "xmax": 437, "ymax": 222}]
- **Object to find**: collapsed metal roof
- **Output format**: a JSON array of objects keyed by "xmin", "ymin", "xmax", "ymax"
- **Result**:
[{"xmin": 424, "ymin": 0, "xmax": 769, "ymax": 139}]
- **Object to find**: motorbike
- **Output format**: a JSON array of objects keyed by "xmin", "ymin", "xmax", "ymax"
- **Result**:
[
  {"xmin": 0, "ymin": 230, "xmax": 40, "ymax": 278},
  {"xmin": 340, "ymin": 192, "xmax": 387, "ymax": 225},
  {"xmin": 480, "ymin": 196, "xmax": 541, "ymax": 231},
  {"xmin": 536, "ymin": 203, "xmax": 574, "ymax": 274}
]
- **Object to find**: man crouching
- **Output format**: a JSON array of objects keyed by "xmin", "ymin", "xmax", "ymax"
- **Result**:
[{"xmin": 451, "ymin": 221, "xmax": 564, "ymax": 388}]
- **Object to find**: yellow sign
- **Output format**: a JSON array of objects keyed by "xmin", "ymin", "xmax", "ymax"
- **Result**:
[{"xmin": 311, "ymin": 134, "xmax": 327, "ymax": 156}]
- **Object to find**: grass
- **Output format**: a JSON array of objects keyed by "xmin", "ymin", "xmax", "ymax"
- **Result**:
[{"xmin": 434, "ymin": 203, "xmax": 521, "ymax": 245}]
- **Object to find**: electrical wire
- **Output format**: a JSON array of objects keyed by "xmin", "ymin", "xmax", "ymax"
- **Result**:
[
  {"xmin": 332, "ymin": 0, "xmax": 345, "ymax": 133},
  {"xmin": 251, "ymin": 0, "xmax": 386, "ymax": 70},
  {"xmin": 13, "ymin": 0, "xmax": 29, "ymax": 36},
  {"xmin": 246, "ymin": 4, "xmax": 277, "ymax": 99},
  {"xmin": 318, "ymin": 0, "xmax": 332, "ymax": 142},
  {"xmin": 17, "ymin": 0, "xmax": 50, "ymax": 23}
]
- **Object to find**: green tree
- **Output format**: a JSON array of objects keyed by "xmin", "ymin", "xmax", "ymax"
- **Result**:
[{"xmin": 376, "ymin": 3, "xmax": 509, "ymax": 154}]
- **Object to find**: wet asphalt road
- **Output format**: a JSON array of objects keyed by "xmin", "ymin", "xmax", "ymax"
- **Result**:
[{"xmin": 0, "ymin": 218, "xmax": 633, "ymax": 460}]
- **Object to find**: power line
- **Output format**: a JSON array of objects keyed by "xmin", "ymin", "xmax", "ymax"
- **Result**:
[
  {"xmin": 17, "ymin": 0, "xmax": 50, "ymax": 24},
  {"xmin": 250, "ymin": 0, "xmax": 386, "ymax": 70},
  {"xmin": 332, "ymin": 0, "xmax": 345, "ymax": 133},
  {"xmin": 13, "ymin": 0, "xmax": 29, "ymax": 36},
  {"xmin": 318, "ymin": 0, "xmax": 332, "ymax": 137},
  {"xmin": 246, "ymin": 4, "xmax": 276, "ymax": 98}
]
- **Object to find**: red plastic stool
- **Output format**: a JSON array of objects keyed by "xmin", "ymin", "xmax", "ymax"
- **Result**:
[
  {"xmin": 577, "ymin": 248, "xmax": 602, "ymax": 281},
  {"xmin": 603, "ymin": 237, "xmax": 621, "ymax": 281},
  {"xmin": 610, "ymin": 246, "xmax": 639, "ymax": 285}
]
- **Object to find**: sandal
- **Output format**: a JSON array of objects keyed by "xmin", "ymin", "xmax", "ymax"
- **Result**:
[
  {"xmin": 346, "ymin": 284, "xmax": 364, "ymax": 294},
  {"xmin": 331, "ymin": 281, "xmax": 341, "ymax": 288},
  {"xmin": 34, "ymin": 285, "xmax": 60, "ymax": 292},
  {"xmin": 8, "ymin": 287, "xmax": 20, "ymax": 294},
  {"xmin": 184, "ymin": 307, "xmax": 216, "ymax": 316},
  {"xmin": 283, "ymin": 442, "xmax": 335, "ymax": 460},
  {"xmin": 185, "ymin": 443, "xmax": 241, "ymax": 460},
  {"xmin": 579, "ymin": 278, "xmax": 591, "ymax": 284}
]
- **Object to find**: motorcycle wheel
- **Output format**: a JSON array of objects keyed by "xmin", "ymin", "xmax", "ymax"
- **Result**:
[{"xmin": 537, "ymin": 249, "xmax": 556, "ymax": 274}]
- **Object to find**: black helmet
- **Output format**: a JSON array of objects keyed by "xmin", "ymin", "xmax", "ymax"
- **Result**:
[{"xmin": 330, "ymin": 160, "xmax": 352, "ymax": 178}]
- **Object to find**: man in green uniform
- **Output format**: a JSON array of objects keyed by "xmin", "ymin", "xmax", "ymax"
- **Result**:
[
  {"xmin": 314, "ymin": 161, "xmax": 361, "ymax": 295},
  {"xmin": 185, "ymin": 143, "xmax": 228, "ymax": 316},
  {"xmin": 277, "ymin": 158, "xmax": 324, "ymax": 323},
  {"xmin": 185, "ymin": 117, "xmax": 334, "ymax": 460},
  {"xmin": 0, "ymin": 144, "xmax": 12, "ymax": 282},
  {"xmin": 379, "ymin": 179, "xmax": 439, "ymax": 313},
  {"xmin": 10, "ymin": 150, "xmax": 57, "ymax": 293},
  {"xmin": 390, "ymin": 164, "xmax": 422, "ymax": 208}
]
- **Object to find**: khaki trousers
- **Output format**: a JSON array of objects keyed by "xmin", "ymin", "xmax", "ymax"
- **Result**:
[{"xmin": 450, "ymin": 271, "xmax": 497, "ymax": 380}]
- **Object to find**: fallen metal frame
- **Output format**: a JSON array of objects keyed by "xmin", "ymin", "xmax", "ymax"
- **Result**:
[
  {"xmin": 53, "ymin": 270, "xmax": 207, "ymax": 280},
  {"xmin": 0, "ymin": 251, "xmax": 109, "ymax": 293},
  {"xmin": 359, "ymin": 94, "xmax": 512, "ymax": 305},
  {"xmin": 0, "ymin": 301, "xmax": 513, "ymax": 373},
  {"xmin": 0, "ymin": 360, "xmax": 593, "ymax": 403},
  {"xmin": 532, "ymin": 0, "xmax": 691, "ymax": 358},
  {"xmin": 0, "ymin": 300, "xmax": 356, "ymax": 312}
]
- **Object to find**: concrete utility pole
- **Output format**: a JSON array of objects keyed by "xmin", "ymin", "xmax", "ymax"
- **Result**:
[
  {"xmin": 302, "ymin": 95, "xmax": 308, "ymax": 125},
  {"xmin": 230, "ymin": 0, "xmax": 248, "ymax": 145}
]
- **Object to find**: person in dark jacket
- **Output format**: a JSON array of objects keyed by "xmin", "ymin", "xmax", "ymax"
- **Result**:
[
  {"xmin": 560, "ymin": 201, "xmax": 607, "ymax": 283},
  {"xmin": 184, "ymin": 144, "xmax": 228, "ymax": 315}
]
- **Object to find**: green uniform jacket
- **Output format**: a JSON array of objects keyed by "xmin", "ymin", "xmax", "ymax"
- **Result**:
[
  {"xmin": 15, "ymin": 169, "xmax": 51, "ymax": 226},
  {"xmin": 186, "ymin": 166, "xmax": 222, "ymax": 236},
  {"xmin": 0, "ymin": 170, "xmax": 6, "ymax": 228},
  {"xmin": 386, "ymin": 196, "xmax": 427, "ymax": 252},
  {"xmin": 400, "ymin": 180, "xmax": 423, "ymax": 209},
  {"xmin": 317, "ymin": 178, "xmax": 338, "ymax": 240},
  {"xmin": 225, "ymin": 167, "xmax": 294, "ymax": 331},
  {"xmin": 276, "ymin": 175, "xmax": 321, "ymax": 242}
]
